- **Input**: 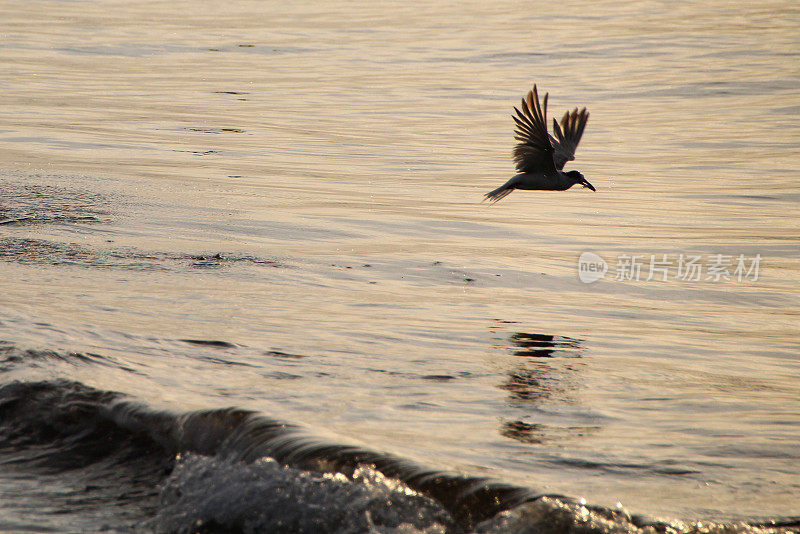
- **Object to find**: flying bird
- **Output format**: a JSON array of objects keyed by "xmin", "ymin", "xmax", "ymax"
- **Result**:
[{"xmin": 484, "ymin": 85, "xmax": 594, "ymax": 203}]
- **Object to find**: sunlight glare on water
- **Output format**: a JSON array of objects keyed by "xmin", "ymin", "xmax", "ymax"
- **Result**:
[{"xmin": 1, "ymin": 0, "xmax": 799, "ymax": 524}]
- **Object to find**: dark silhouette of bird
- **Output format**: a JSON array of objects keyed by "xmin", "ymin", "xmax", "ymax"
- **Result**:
[{"xmin": 484, "ymin": 85, "xmax": 594, "ymax": 203}]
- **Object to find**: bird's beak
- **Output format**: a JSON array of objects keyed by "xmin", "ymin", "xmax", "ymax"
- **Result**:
[{"xmin": 580, "ymin": 178, "xmax": 596, "ymax": 191}]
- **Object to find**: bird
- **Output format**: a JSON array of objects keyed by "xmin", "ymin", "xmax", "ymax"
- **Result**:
[{"xmin": 484, "ymin": 84, "xmax": 594, "ymax": 203}]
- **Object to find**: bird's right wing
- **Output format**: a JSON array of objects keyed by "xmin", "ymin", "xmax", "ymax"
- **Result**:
[
  {"xmin": 550, "ymin": 107, "xmax": 589, "ymax": 170},
  {"xmin": 512, "ymin": 86, "xmax": 557, "ymax": 174}
]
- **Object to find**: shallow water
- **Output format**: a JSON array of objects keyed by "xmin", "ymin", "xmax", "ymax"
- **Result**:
[{"xmin": 1, "ymin": 0, "xmax": 799, "ymax": 531}]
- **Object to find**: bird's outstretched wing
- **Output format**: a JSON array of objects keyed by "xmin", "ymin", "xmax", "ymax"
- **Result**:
[
  {"xmin": 550, "ymin": 107, "xmax": 589, "ymax": 170},
  {"xmin": 512, "ymin": 86, "xmax": 557, "ymax": 174}
]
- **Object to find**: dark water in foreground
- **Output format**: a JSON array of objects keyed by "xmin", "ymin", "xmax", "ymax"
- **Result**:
[
  {"xmin": 1, "ymin": 0, "xmax": 799, "ymax": 531},
  {"xmin": 0, "ymin": 377, "xmax": 797, "ymax": 533}
]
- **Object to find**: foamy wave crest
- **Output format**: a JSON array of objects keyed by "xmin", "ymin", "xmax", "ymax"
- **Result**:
[{"xmin": 151, "ymin": 454, "xmax": 454, "ymax": 533}]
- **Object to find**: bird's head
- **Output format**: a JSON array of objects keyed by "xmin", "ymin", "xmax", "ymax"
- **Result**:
[{"xmin": 565, "ymin": 170, "xmax": 595, "ymax": 191}]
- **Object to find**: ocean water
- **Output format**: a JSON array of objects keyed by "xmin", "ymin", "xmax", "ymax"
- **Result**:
[{"xmin": 1, "ymin": 0, "xmax": 799, "ymax": 532}]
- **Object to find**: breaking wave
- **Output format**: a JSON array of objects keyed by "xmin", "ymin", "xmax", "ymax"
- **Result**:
[{"xmin": 0, "ymin": 379, "xmax": 796, "ymax": 533}]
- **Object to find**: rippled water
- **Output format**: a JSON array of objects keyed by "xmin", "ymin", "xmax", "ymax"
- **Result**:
[{"xmin": 1, "ymin": 0, "xmax": 799, "ymax": 531}]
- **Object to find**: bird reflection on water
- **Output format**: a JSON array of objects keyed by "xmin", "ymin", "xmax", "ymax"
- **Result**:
[
  {"xmin": 499, "ymin": 332, "xmax": 582, "ymax": 403},
  {"xmin": 509, "ymin": 333, "xmax": 582, "ymax": 358},
  {"xmin": 497, "ymin": 331, "xmax": 599, "ymax": 445}
]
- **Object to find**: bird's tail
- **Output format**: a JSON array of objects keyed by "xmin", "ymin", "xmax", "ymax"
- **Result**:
[{"xmin": 483, "ymin": 183, "xmax": 515, "ymax": 203}]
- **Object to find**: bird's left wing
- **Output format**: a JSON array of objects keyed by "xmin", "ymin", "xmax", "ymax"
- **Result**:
[
  {"xmin": 550, "ymin": 107, "xmax": 589, "ymax": 170},
  {"xmin": 512, "ymin": 86, "xmax": 557, "ymax": 174}
]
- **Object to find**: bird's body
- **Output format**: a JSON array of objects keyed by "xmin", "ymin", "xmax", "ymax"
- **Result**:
[
  {"xmin": 485, "ymin": 85, "xmax": 594, "ymax": 203},
  {"xmin": 486, "ymin": 170, "xmax": 584, "ymax": 198}
]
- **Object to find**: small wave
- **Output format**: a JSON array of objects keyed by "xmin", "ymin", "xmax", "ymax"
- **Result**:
[
  {"xmin": 0, "ymin": 379, "xmax": 537, "ymax": 531},
  {"xmin": 0, "ymin": 379, "xmax": 795, "ymax": 533},
  {"xmin": 0, "ymin": 237, "xmax": 285, "ymax": 271},
  {"xmin": 180, "ymin": 339, "xmax": 238, "ymax": 348},
  {"xmin": 0, "ymin": 343, "xmax": 141, "ymax": 375},
  {"xmin": 0, "ymin": 179, "xmax": 111, "ymax": 227}
]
